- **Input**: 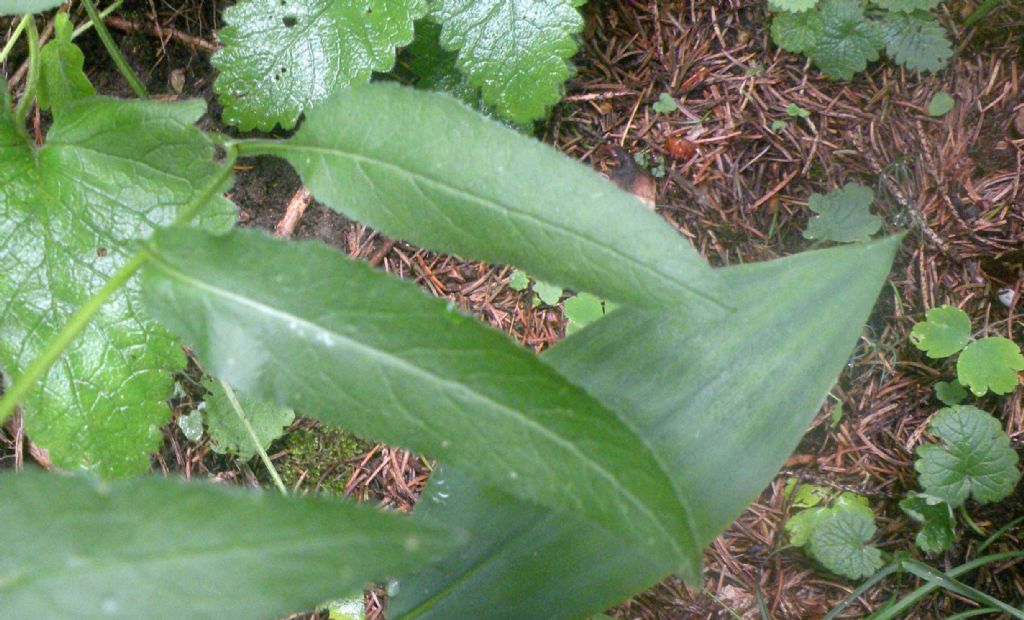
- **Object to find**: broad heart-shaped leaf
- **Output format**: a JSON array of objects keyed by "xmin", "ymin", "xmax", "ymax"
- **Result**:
[
  {"xmin": 0, "ymin": 97, "xmax": 234, "ymax": 478},
  {"xmin": 243, "ymin": 83, "xmax": 726, "ymax": 313},
  {"xmin": 0, "ymin": 0, "xmax": 62, "ymax": 14},
  {"xmin": 883, "ymin": 11, "xmax": 952, "ymax": 73},
  {"xmin": 0, "ymin": 470, "xmax": 457, "ymax": 619},
  {"xmin": 37, "ymin": 13, "xmax": 95, "ymax": 114},
  {"xmin": 140, "ymin": 227, "xmax": 704, "ymax": 580},
  {"xmin": 771, "ymin": 9, "xmax": 824, "ymax": 54},
  {"xmin": 956, "ymin": 337, "xmax": 1024, "ymax": 396},
  {"xmin": 200, "ymin": 378, "xmax": 295, "ymax": 460},
  {"xmin": 808, "ymin": 0, "xmax": 885, "ymax": 80},
  {"xmin": 212, "ymin": 0, "xmax": 427, "ymax": 130},
  {"xmin": 900, "ymin": 492, "xmax": 955, "ymax": 553},
  {"xmin": 915, "ymin": 405, "xmax": 1021, "ymax": 506},
  {"xmin": 431, "ymin": 0, "xmax": 586, "ymax": 124},
  {"xmin": 910, "ymin": 305, "xmax": 971, "ymax": 359},
  {"xmin": 802, "ymin": 182, "xmax": 882, "ymax": 243},
  {"xmin": 390, "ymin": 237, "xmax": 901, "ymax": 619},
  {"xmin": 808, "ymin": 510, "xmax": 883, "ymax": 579}
]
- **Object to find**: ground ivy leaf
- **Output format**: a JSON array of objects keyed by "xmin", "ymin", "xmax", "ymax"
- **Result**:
[
  {"xmin": 431, "ymin": 0, "xmax": 586, "ymax": 124},
  {"xmin": 402, "ymin": 19, "xmax": 484, "ymax": 110},
  {"xmin": 201, "ymin": 378, "xmax": 295, "ymax": 460},
  {"xmin": 1, "ymin": 469, "xmax": 457, "ymax": 619},
  {"xmin": 771, "ymin": 8, "xmax": 824, "ymax": 54},
  {"xmin": 872, "ymin": 0, "xmax": 939, "ymax": 11},
  {"xmin": 0, "ymin": 97, "xmax": 235, "ymax": 477},
  {"xmin": 212, "ymin": 0, "xmax": 427, "ymax": 130},
  {"xmin": 900, "ymin": 492, "xmax": 955, "ymax": 553},
  {"xmin": 956, "ymin": 337, "xmax": 1024, "ymax": 396},
  {"xmin": 0, "ymin": 0, "xmax": 63, "ymax": 14},
  {"xmin": 37, "ymin": 13, "xmax": 95, "ymax": 114},
  {"xmin": 532, "ymin": 280, "xmax": 563, "ymax": 306},
  {"xmin": 802, "ymin": 182, "xmax": 882, "ymax": 243},
  {"xmin": 786, "ymin": 506, "xmax": 829, "ymax": 546},
  {"xmin": 910, "ymin": 305, "xmax": 971, "ymax": 358},
  {"xmin": 935, "ymin": 380, "xmax": 967, "ymax": 406},
  {"xmin": 809, "ymin": 510, "xmax": 883, "ymax": 579},
  {"xmin": 808, "ymin": 0, "xmax": 885, "ymax": 80},
  {"xmin": 883, "ymin": 11, "xmax": 952, "ymax": 73},
  {"xmin": 915, "ymin": 405, "xmax": 1021, "ymax": 506}
]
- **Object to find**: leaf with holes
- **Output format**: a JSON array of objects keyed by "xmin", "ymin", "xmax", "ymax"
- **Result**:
[
  {"xmin": 884, "ymin": 11, "xmax": 952, "ymax": 73},
  {"xmin": 201, "ymin": 378, "xmax": 294, "ymax": 460},
  {"xmin": 808, "ymin": 0, "xmax": 885, "ymax": 80},
  {"xmin": 808, "ymin": 510, "xmax": 883, "ymax": 579},
  {"xmin": 956, "ymin": 337, "xmax": 1024, "ymax": 396},
  {"xmin": 212, "ymin": 0, "xmax": 427, "ymax": 130},
  {"xmin": 802, "ymin": 183, "xmax": 882, "ymax": 243},
  {"xmin": 915, "ymin": 406, "xmax": 1021, "ymax": 506},
  {"xmin": 431, "ymin": 0, "xmax": 586, "ymax": 124},
  {"xmin": 37, "ymin": 13, "xmax": 95, "ymax": 115},
  {"xmin": 0, "ymin": 97, "xmax": 234, "ymax": 477},
  {"xmin": 900, "ymin": 492, "xmax": 955, "ymax": 553},
  {"xmin": 910, "ymin": 305, "xmax": 971, "ymax": 359}
]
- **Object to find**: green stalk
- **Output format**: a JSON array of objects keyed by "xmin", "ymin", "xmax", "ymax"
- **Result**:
[
  {"xmin": 80, "ymin": 0, "xmax": 147, "ymax": 98},
  {"xmin": 220, "ymin": 381, "xmax": 289, "ymax": 496},
  {"xmin": 13, "ymin": 16, "xmax": 39, "ymax": 126},
  {"xmin": 72, "ymin": 0, "xmax": 124, "ymax": 39},
  {"xmin": 0, "ymin": 14, "xmax": 31, "ymax": 65},
  {"xmin": 0, "ymin": 147, "xmax": 237, "ymax": 426},
  {"xmin": 958, "ymin": 504, "xmax": 987, "ymax": 537},
  {"xmin": 964, "ymin": 0, "xmax": 1004, "ymax": 27}
]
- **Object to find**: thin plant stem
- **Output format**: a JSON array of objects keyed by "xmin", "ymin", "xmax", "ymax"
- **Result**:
[
  {"xmin": 0, "ymin": 14, "xmax": 31, "ymax": 65},
  {"xmin": 13, "ymin": 16, "xmax": 39, "ymax": 125},
  {"xmin": 80, "ymin": 0, "xmax": 147, "ymax": 98},
  {"xmin": 220, "ymin": 381, "xmax": 289, "ymax": 496},
  {"xmin": 958, "ymin": 504, "xmax": 987, "ymax": 537},
  {"xmin": 72, "ymin": 0, "xmax": 124, "ymax": 39},
  {"xmin": 964, "ymin": 0, "xmax": 1004, "ymax": 27},
  {"xmin": 0, "ymin": 147, "xmax": 237, "ymax": 426}
]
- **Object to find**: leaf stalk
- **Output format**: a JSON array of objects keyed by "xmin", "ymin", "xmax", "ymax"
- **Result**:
[{"xmin": 13, "ymin": 15, "xmax": 40, "ymax": 126}]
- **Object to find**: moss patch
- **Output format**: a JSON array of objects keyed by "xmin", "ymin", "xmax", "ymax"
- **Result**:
[{"xmin": 274, "ymin": 423, "xmax": 368, "ymax": 495}]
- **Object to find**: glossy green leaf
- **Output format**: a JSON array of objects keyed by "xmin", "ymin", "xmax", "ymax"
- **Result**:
[
  {"xmin": 809, "ymin": 0, "xmax": 885, "ymax": 80},
  {"xmin": 391, "ymin": 237, "xmax": 901, "ymax": 619},
  {"xmin": 808, "ymin": 510, "xmax": 883, "ymax": 579},
  {"xmin": 915, "ymin": 405, "xmax": 1020, "ymax": 506},
  {"xmin": 934, "ymin": 380, "xmax": 967, "ymax": 406},
  {"xmin": 0, "ymin": 97, "xmax": 234, "ymax": 477},
  {"xmin": 431, "ymin": 0, "xmax": 585, "ymax": 123},
  {"xmin": 37, "ymin": 13, "xmax": 95, "ymax": 114},
  {"xmin": 0, "ymin": 0, "xmax": 62, "ymax": 14},
  {"xmin": 771, "ymin": 9, "xmax": 824, "ymax": 54},
  {"xmin": 910, "ymin": 305, "xmax": 971, "ymax": 359},
  {"xmin": 141, "ymin": 227, "xmax": 703, "ymax": 579},
  {"xmin": 802, "ymin": 183, "xmax": 881, "ymax": 243},
  {"xmin": 212, "ymin": 0, "xmax": 426, "ymax": 130},
  {"xmin": 244, "ymin": 84, "xmax": 725, "ymax": 313},
  {"xmin": 883, "ymin": 11, "xmax": 952, "ymax": 73},
  {"xmin": 177, "ymin": 410, "xmax": 204, "ymax": 442},
  {"xmin": 401, "ymin": 19, "xmax": 483, "ymax": 110},
  {"xmin": 0, "ymin": 470, "xmax": 456, "ymax": 619},
  {"xmin": 201, "ymin": 378, "xmax": 295, "ymax": 460},
  {"xmin": 956, "ymin": 337, "xmax": 1024, "ymax": 396},
  {"xmin": 900, "ymin": 492, "xmax": 955, "ymax": 553}
]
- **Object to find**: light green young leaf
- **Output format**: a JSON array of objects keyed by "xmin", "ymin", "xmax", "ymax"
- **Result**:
[
  {"xmin": 787, "ymin": 103, "xmax": 811, "ymax": 118},
  {"xmin": 37, "ymin": 13, "xmax": 95, "ymax": 114},
  {"xmin": 532, "ymin": 280, "xmax": 563, "ymax": 306},
  {"xmin": 0, "ymin": 0, "xmax": 63, "ymax": 14},
  {"xmin": 391, "ymin": 237, "xmax": 902, "ymax": 619},
  {"xmin": 872, "ymin": 0, "xmax": 940, "ymax": 11},
  {"xmin": 786, "ymin": 506, "xmax": 829, "ymax": 546},
  {"xmin": 915, "ymin": 405, "xmax": 1021, "ymax": 506},
  {"xmin": 786, "ymin": 491, "xmax": 873, "ymax": 547},
  {"xmin": 201, "ymin": 378, "xmax": 295, "ymax": 460},
  {"xmin": 808, "ymin": 0, "xmax": 885, "ymax": 80},
  {"xmin": 652, "ymin": 92, "xmax": 678, "ymax": 113},
  {"xmin": 790, "ymin": 482, "xmax": 831, "ymax": 508},
  {"xmin": 212, "ymin": 0, "xmax": 426, "ymax": 130},
  {"xmin": 768, "ymin": 0, "xmax": 819, "ymax": 12},
  {"xmin": 771, "ymin": 8, "xmax": 823, "ymax": 54},
  {"xmin": 0, "ymin": 470, "xmax": 457, "ymax": 619},
  {"xmin": 935, "ymin": 380, "xmax": 967, "ymax": 406},
  {"xmin": 910, "ymin": 305, "xmax": 971, "ymax": 358},
  {"xmin": 830, "ymin": 492, "xmax": 875, "ymax": 520},
  {"xmin": 177, "ymin": 410, "xmax": 205, "ymax": 442},
  {"xmin": 883, "ymin": 11, "xmax": 953, "ymax": 73},
  {"xmin": 808, "ymin": 510, "xmax": 883, "ymax": 579},
  {"xmin": 0, "ymin": 97, "xmax": 234, "ymax": 478},
  {"xmin": 900, "ymin": 492, "xmax": 955, "ymax": 553},
  {"xmin": 956, "ymin": 337, "xmax": 1024, "ymax": 396},
  {"xmin": 564, "ymin": 293, "xmax": 613, "ymax": 336},
  {"xmin": 802, "ymin": 182, "xmax": 882, "ymax": 243},
  {"xmin": 507, "ymin": 269, "xmax": 529, "ymax": 291},
  {"xmin": 246, "ymin": 84, "xmax": 726, "ymax": 313},
  {"xmin": 431, "ymin": 0, "xmax": 586, "ymax": 124},
  {"xmin": 927, "ymin": 91, "xmax": 955, "ymax": 117},
  {"xmin": 141, "ymin": 227, "xmax": 704, "ymax": 581}
]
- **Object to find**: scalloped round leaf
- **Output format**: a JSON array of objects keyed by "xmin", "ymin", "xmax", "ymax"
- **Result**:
[
  {"xmin": 201, "ymin": 378, "xmax": 295, "ymax": 460},
  {"xmin": 883, "ymin": 11, "xmax": 953, "ymax": 73},
  {"xmin": 771, "ymin": 9, "xmax": 824, "ymax": 54},
  {"xmin": 808, "ymin": 0, "xmax": 885, "ymax": 80},
  {"xmin": 768, "ymin": 0, "xmax": 819, "ymax": 12},
  {"xmin": 934, "ymin": 380, "xmax": 967, "ymax": 406},
  {"xmin": 915, "ymin": 406, "xmax": 1021, "ymax": 506},
  {"xmin": 802, "ymin": 183, "xmax": 881, "ymax": 243},
  {"xmin": 899, "ymin": 492, "xmax": 954, "ymax": 553},
  {"xmin": 785, "ymin": 506, "xmax": 829, "ymax": 546},
  {"xmin": 927, "ymin": 91, "xmax": 955, "ymax": 117},
  {"xmin": 808, "ymin": 510, "xmax": 883, "ymax": 579},
  {"xmin": 910, "ymin": 305, "xmax": 971, "ymax": 358},
  {"xmin": 872, "ymin": 0, "xmax": 940, "ymax": 11},
  {"xmin": 956, "ymin": 337, "xmax": 1024, "ymax": 396}
]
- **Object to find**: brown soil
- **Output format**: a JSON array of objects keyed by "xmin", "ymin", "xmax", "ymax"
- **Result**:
[{"xmin": 3, "ymin": 0, "xmax": 1024, "ymax": 618}]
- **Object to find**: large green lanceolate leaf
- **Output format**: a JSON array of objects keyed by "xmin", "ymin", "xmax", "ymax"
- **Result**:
[
  {"xmin": 242, "ymin": 84, "xmax": 726, "ymax": 314},
  {"xmin": 140, "ymin": 227, "xmax": 704, "ymax": 579},
  {"xmin": 0, "ymin": 1, "xmax": 63, "ymax": 14},
  {"xmin": 430, "ymin": 0, "xmax": 585, "ymax": 124},
  {"xmin": 0, "ymin": 470, "xmax": 457, "ymax": 619},
  {"xmin": 391, "ymin": 237, "xmax": 901, "ymax": 619},
  {"xmin": 212, "ymin": 0, "xmax": 427, "ymax": 130},
  {"xmin": 0, "ymin": 98, "xmax": 234, "ymax": 477}
]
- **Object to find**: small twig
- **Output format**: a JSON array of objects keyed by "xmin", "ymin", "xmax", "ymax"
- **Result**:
[
  {"xmin": 274, "ymin": 187, "xmax": 312, "ymax": 238},
  {"xmin": 104, "ymin": 14, "xmax": 219, "ymax": 54},
  {"xmin": 368, "ymin": 239, "xmax": 398, "ymax": 267}
]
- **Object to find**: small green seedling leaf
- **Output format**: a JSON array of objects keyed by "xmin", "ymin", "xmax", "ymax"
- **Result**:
[
  {"xmin": 771, "ymin": 9, "xmax": 824, "ymax": 54},
  {"xmin": 883, "ymin": 11, "xmax": 952, "ymax": 74},
  {"xmin": 507, "ymin": 269, "xmax": 530, "ymax": 291},
  {"xmin": 532, "ymin": 280, "xmax": 564, "ymax": 307},
  {"xmin": 802, "ymin": 183, "xmax": 882, "ymax": 243},
  {"xmin": 177, "ymin": 411, "xmax": 205, "ymax": 443},
  {"xmin": 790, "ymin": 482, "xmax": 831, "ymax": 508},
  {"xmin": 37, "ymin": 13, "xmax": 94, "ymax": 114},
  {"xmin": 927, "ymin": 91, "xmax": 955, "ymax": 117},
  {"xmin": 785, "ymin": 489, "xmax": 874, "ymax": 547},
  {"xmin": 808, "ymin": 0, "xmax": 885, "ymax": 80},
  {"xmin": 915, "ymin": 405, "xmax": 1021, "ymax": 506},
  {"xmin": 769, "ymin": 0, "xmax": 819, "ymax": 12},
  {"xmin": 652, "ymin": 92, "xmax": 678, "ymax": 114},
  {"xmin": 910, "ymin": 305, "xmax": 971, "ymax": 358},
  {"xmin": 786, "ymin": 506, "xmax": 829, "ymax": 546},
  {"xmin": 900, "ymin": 492, "xmax": 955, "ymax": 553},
  {"xmin": 564, "ymin": 293, "xmax": 617, "ymax": 335},
  {"xmin": 934, "ymin": 380, "xmax": 967, "ymax": 406},
  {"xmin": 808, "ymin": 510, "xmax": 883, "ymax": 579},
  {"xmin": 786, "ymin": 103, "xmax": 811, "ymax": 118},
  {"xmin": 771, "ymin": 119, "xmax": 789, "ymax": 132},
  {"xmin": 201, "ymin": 378, "xmax": 295, "ymax": 460},
  {"xmin": 956, "ymin": 337, "xmax": 1024, "ymax": 396},
  {"xmin": 872, "ymin": 0, "xmax": 940, "ymax": 11}
]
